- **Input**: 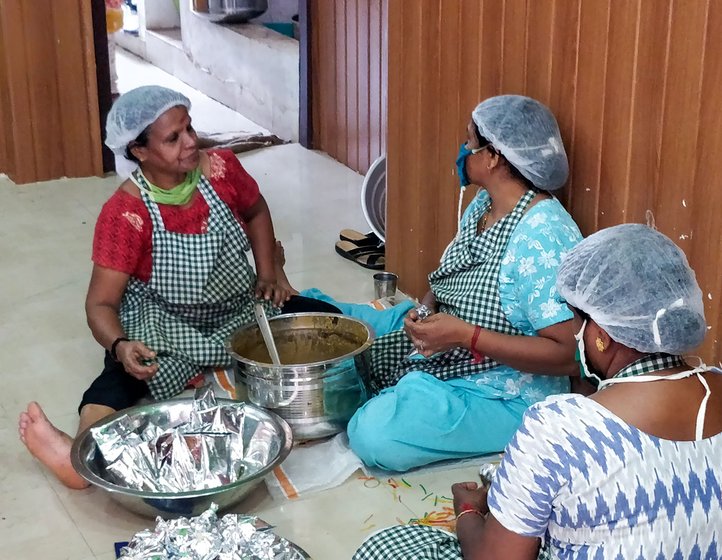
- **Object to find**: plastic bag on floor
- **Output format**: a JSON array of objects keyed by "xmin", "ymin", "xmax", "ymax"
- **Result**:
[{"xmin": 265, "ymin": 432, "xmax": 365, "ymax": 500}]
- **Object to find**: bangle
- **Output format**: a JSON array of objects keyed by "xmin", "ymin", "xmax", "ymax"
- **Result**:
[
  {"xmin": 456, "ymin": 508, "xmax": 483, "ymax": 521},
  {"xmin": 110, "ymin": 337, "xmax": 129, "ymax": 362},
  {"xmin": 470, "ymin": 325, "xmax": 484, "ymax": 364}
]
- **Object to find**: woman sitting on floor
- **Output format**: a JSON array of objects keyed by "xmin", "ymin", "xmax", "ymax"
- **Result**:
[
  {"xmin": 17, "ymin": 86, "xmax": 339, "ymax": 489},
  {"xmin": 347, "ymin": 95, "xmax": 583, "ymax": 472},
  {"xmin": 354, "ymin": 223, "xmax": 722, "ymax": 560}
]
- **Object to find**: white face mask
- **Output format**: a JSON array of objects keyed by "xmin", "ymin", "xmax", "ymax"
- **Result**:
[
  {"xmin": 601, "ymin": 364, "xmax": 712, "ymax": 441},
  {"xmin": 439, "ymin": 186, "xmax": 468, "ymax": 264},
  {"xmin": 574, "ymin": 319, "xmax": 603, "ymax": 387},
  {"xmin": 575, "ymin": 318, "xmax": 712, "ymax": 441}
]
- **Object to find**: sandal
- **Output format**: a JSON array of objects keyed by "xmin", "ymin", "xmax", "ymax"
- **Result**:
[
  {"xmin": 353, "ymin": 251, "xmax": 385, "ymax": 270},
  {"xmin": 339, "ymin": 229, "xmax": 382, "ymax": 248},
  {"xmin": 335, "ymin": 240, "xmax": 386, "ymax": 270}
]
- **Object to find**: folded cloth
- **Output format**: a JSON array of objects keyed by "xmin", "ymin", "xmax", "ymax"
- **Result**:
[
  {"xmin": 264, "ymin": 431, "xmax": 502, "ymax": 501},
  {"xmin": 300, "ymin": 288, "xmax": 414, "ymax": 337},
  {"xmin": 176, "ymin": 368, "xmax": 237, "ymax": 401},
  {"xmin": 265, "ymin": 433, "xmax": 365, "ymax": 500}
]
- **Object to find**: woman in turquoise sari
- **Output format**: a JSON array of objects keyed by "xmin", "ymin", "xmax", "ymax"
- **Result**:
[{"xmin": 347, "ymin": 95, "xmax": 583, "ymax": 472}]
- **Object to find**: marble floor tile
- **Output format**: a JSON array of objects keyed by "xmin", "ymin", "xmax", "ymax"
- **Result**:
[{"xmin": 0, "ymin": 483, "xmax": 94, "ymax": 560}]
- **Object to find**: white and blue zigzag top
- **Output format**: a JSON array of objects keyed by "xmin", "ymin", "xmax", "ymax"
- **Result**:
[{"xmin": 488, "ymin": 390, "xmax": 722, "ymax": 559}]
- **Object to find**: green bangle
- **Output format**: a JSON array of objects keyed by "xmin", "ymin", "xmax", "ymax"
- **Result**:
[{"xmin": 110, "ymin": 337, "xmax": 129, "ymax": 361}]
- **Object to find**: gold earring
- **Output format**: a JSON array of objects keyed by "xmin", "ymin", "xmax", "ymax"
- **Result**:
[{"xmin": 596, "ymin": 338, "xmax": 606, "ymax": 352}]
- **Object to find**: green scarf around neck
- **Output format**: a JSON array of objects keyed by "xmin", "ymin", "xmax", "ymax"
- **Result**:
[{"xmin": 138, "ymin": 167, "xmax": 201, "ymax": 206}]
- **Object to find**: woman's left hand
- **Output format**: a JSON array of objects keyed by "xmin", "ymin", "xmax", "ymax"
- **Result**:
[
  {"xmin": 255, "ymin": 277, "xmax": 291, "ymax": 308},
  {"xmin": 404, "ymin": 313, "xmax": 473, "ymax": 357},
  {"xmin": 452, "ymin": 481, "xmax": 489, "ymax": 515}
]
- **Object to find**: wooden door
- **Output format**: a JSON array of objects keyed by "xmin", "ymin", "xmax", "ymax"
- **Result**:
[
  {"xmin": 310, "ymin": 0, "xmax": 388, "ymax": 175},
  {"xmin": 0, "ymin": 0, "xmax": 105, "ymax": 184}
]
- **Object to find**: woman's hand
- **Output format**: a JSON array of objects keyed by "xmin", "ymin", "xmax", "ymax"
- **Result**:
[
  {"xmin": 404, "ymin": 313, "xmax": 474, "ymax": 357},
  {"xmin": 452, "ymin": 481, "xmax": 489, "ymax": 515},
  {"xmin": 255, "ymin": 277, "xmax": 291, "ymax": 308},
  {"xmin": 405, "ymin": 306, "xmax": 425, "ymax": 323},
  {"xmin": 115, "ymin": 340, "xmax": 159, "ymax": 381}
]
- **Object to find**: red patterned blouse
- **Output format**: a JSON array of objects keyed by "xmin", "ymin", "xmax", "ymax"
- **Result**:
[{"xmin": 92, "ymin": 149, "xmax": 260, "ymax": 283}]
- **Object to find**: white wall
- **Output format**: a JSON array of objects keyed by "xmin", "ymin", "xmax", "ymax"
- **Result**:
[
  {"xmin": 142, "ymin": 0, "xmax": 181, "ymax": 29},
  {"xmin": 117, "ymin": 0, "xmax": 300, "ymax": 141},
  {"xmin": 178, "ymin": 0, "xmax": 299, "ymax": 140}
]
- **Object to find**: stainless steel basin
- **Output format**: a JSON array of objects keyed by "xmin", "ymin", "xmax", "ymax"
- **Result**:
[
  {"xmin": 70, "ymin": 399, "xmax": 292, "ymax": 518},
  {"xmin": 227, "ymin": 313, "xmax": 374, "ymax": 441}
]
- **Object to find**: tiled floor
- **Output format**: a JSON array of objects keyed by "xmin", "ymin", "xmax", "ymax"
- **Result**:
[{"xmin": 0, "ymin": 49, "xmax": 471, "ymax": 560}]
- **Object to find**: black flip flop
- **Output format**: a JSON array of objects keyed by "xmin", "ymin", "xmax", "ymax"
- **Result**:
[
  {"xmin": 335, "ymin": 240, "xmax": 386, "ymax": 270},
  {"xmin": 339, "ymin": 229, "xmax": 382, "ymax": 248},
  {"xmin": 353, "ymin": 251, "xmax": 385, "ymax": 270}
]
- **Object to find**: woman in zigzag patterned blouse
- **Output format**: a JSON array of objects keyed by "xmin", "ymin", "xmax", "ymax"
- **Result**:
[{"xmin": 354, "ymin": 224, "xmax": 722, "ymax": 560}]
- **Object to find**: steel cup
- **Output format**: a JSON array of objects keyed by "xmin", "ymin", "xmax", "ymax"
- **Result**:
[{"xmin": 373, "ymin": 272, "xmax": 398, "ymax": 301}]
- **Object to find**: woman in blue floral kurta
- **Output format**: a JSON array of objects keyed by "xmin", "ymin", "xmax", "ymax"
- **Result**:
[{"xmin": 348, "ymin": 95, "xmax": 583, "ymax": 471}]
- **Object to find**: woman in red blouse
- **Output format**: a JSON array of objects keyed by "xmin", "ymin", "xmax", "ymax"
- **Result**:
[{"xmin": 18, "ymin": 86, "xmax": 338, "ymax": 489}]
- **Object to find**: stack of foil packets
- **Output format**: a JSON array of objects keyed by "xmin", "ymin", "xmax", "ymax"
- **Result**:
[
  {"xmin": 120, "ymin": 504, "xmax": 304, "ymax": 559},
  {"xmin": 91, "ymin": 387, "xmax": 269, "ymax": 492}
]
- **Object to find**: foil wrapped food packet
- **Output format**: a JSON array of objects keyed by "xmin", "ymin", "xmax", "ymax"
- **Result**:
[
  {"xmin": 90, "ymin": 386, "xmax": 264, "ymax": 493},
  {"xmin": 414, "ymin": 304, "xmax": 433, "ymax": 321},
  {"xmin": 479, "ymin": 462, "xmax": 500, "ymax": 488},
  {"xmin": 120, "ymin": 504, "xmax": 300, "ymax": 560}
]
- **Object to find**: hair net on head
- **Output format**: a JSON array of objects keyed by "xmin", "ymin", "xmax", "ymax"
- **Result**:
[
  {"xmin": 557, "ymin": 223, "xmax": 706, "ymax": 355},
  {"xmin": 472, "ymin": 95, "xmax": 568, "ymax": 191},
  {"xmin": 105, "ymin": 86, "xmax": 191, "ymax": 156}
]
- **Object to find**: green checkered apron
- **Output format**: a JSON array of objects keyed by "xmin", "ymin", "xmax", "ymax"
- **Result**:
[
  {"xmin": 120, "ymin": 170, "xmax": 278, "ymax": 400},
  {"xmin": 354, "ymin": 526, "xmax": 461, "ymax": 560},
  {"xmin": 354, "ymin": 524, "xmax": 550, "ymax": 559},
  {"xmin": 368, "ymin": 190, "xmax": 536, "ymax": 392},
  {"xmin": 606, "ymin": 352, "xmax": 684, "ymax": 380}
]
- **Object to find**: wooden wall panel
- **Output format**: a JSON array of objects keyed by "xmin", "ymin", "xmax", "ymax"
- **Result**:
[
  {"xmin": 688, "ymin": 0, "xmax": 722, "ymax": 362},
  {"xmin": 387, "ymin": 0, "xmax": 722, "ymax": 364},
  {"xmin": 311, "ymin": 0, "xmax": 387, "ymax": 174},
  {"xmin": 368, "ymin": 0, "xmax": 383, "ymax": 162},
  {"xmin": 0, "ymin": 1, "xmax": 12, "ymax": 175},
  {"xmin": 500, "ymin": 0, "xmax": 527, "ymax": 94},
  {"xmin": 0, "ymin": 0, "xmax": 103, "ymax": 184}
]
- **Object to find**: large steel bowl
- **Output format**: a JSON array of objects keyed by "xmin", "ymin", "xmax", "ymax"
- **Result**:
[
  {"xmin": 227, "ymin": 313, "xmax": 374, "ymax": 441},
  {"xmin": 70, "ymin": 399, "xmax": 292, "ymax": 519}
]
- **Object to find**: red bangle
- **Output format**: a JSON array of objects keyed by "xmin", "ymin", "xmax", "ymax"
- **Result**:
[
  {"xmin": 456, "ymin": 502, "xmax": 483, "ymax": 521},
  {"xmin": 470, "ymin": 325, "xmax": 484, "ymax": 364}
]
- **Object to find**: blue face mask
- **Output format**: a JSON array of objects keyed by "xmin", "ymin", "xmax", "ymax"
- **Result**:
[{"xmin": 456, "ymin": 143, "xmax": 473, "ymax": 188}]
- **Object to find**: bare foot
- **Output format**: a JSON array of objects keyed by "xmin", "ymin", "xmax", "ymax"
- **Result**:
[
  {"xmin": 18, "ymin": 402, "xmax": 89, "ymax": 489},
  {"xmin": 274, "ymin": 240, "xmax": 299, "ymax": 295}
]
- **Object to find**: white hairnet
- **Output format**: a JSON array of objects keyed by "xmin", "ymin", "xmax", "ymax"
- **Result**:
[
  {"xmin": 105, "ymin": 86, "xmax": 191, "ymax": 156},
  {"xmin": 557, "ymin": 224, "xmax": 706, "ymax": 354},
  {"xmin": 472, "ymin": 95, "xmax": 568, "ymax": 191}
]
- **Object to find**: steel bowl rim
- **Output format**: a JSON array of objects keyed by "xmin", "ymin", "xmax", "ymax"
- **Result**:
[
  {"xmin": 288, "ymin": 541, "xmax": 312, "ymax": 559},
  {"xmin": 70, "ymin": 398, "xmax": 293, "ymax": 499},
  {"xmin": 225, "ymin": 312, "xmax": 376, "ymax": 369}
]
